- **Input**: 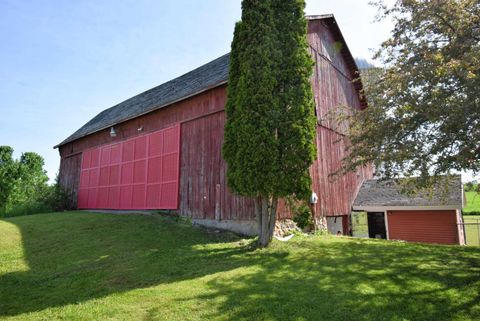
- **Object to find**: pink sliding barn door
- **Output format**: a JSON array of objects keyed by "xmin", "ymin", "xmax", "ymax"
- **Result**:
[{"xmin": 78, "ymin": 124, "xmax": 180, "ymax": 210}]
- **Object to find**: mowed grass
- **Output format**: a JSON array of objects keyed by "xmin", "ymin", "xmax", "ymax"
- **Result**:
[
  {"xmin": 462, "ymin": 191, "xmax": 480, "ymax": 245},
  {"xmin": 463, "ymin": 192, "xmax": 480, "ymax": 246},
  {"xmin": 464, "ymin": 191, "xmax": 480, "ymax": 213},
  {"xmin": 464, "ymin": 215, "xmax": 480, "ymax": 246},
  {"xmin": 1, "ymin": 212, "xmax": 479, "ymax": 321}
]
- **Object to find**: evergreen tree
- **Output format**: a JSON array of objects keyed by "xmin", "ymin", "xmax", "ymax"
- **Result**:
[
  {"xmin": 223, "ymin": 0, "xmax": 316, "ymax": 246},
  {"xmin": 273, "ymin": 0, "xmax": 317, "ymax": 199}
]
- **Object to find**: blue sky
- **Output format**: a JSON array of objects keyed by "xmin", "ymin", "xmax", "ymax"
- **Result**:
[{"xmin": 0, "ymin": 0, "xmax": 398, "ymax": 182}]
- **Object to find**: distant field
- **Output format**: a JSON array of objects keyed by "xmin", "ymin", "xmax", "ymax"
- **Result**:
[
  {"xmin": 463, "ymin": 214, "xmax": 480, "ymax": 246},
  {"xmin": 464, "ymin": 223, "xmax": 480, "ymax": 246},
  {"xmin": 464, "ymin": 191, "xmax": 480, "ymax": 213},
  {"xmin": 464, "ymin": 215, "xmax": 480, "ymax": 221}
]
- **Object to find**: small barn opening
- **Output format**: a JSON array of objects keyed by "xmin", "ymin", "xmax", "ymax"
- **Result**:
[
  {"xmin": 326, "ymin": 215, "xmax": 350, "ymax": 236},
  {"xmin": 367, "ymin": 212, "xmax": 387, "ymax": 239}
]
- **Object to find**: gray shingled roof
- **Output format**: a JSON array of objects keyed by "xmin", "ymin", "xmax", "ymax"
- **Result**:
[
  {"xmin": 55, "ymin": 53, "xmax": 230, "ymax": 148},
  {"xmin": 55, "ymin": 14, "xmax": 364, "ymax": 148},
  {"xmin": 353, "ymin": 176, "xmax": 463, "ymax": 209}
]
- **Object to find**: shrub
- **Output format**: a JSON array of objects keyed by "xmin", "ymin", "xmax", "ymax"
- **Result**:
[
  {"xmin": 293, "ymin": 203, "xmax": 313, "ymax": 229},
  {"xmin": 463, "ymin": 211, "xmax": 480, "ymax": 216},
  {"xmin": 41, "ymin": 182, "xmax": 72, "ymax": 212},
  {"xmin": 1, "ymin": 180, "xmax": 71, "ymax": 218},
  {"xmin": 286, "ymin": 197, "xmax": 313, "ymax": 229},
  {"xmin": 4, "ymin": 201, "xmax": 53, "ymax": 218}
]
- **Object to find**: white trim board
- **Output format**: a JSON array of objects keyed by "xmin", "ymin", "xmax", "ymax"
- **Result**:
[{"xmin": 384, "ymin": 210, "xmax": 390, "ymax": 240}]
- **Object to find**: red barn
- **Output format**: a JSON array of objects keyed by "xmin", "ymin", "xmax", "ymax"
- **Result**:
[{"xmin": 55, "ymin": 15, "xmax": 373, "ymax": 235}]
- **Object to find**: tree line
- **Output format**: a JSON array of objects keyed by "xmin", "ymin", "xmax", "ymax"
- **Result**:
[{"xmin": 0, "ymin": 146, "xmax": 69, "ymax": 217}]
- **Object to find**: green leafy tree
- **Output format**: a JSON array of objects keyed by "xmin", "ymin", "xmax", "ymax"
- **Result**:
[
  {"xmin": 341, "ymin": 0, "xmax": 480, "ymax": 186},
  {"xmin": 0, "ymin": 146, "xmax": 17, "ymax": 214},
  {"xmin": 465, "ymin": 182, "xmax": 474, "ymax": 192},
  {"xmin": 0, "ymin": 147, "xmax": 54, "ymax": 217},
  {"xmin": 9, "ymin": 152, "xmax": 49, "ymax": 208},
  {"xmin": 223, "ymin": 0, "xmax": 316, "ymax": 246}
]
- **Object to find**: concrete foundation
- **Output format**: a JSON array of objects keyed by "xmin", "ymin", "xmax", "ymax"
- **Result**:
[
  {"xmin": 313, "ymin": 216, "xmax": 328, "ymax": 231},
  {"xmin": 82, "ymin": 210, "xmax": 259, "ymax": 237},
  {"xmin": 191, "ymin": 218, "xmax": 258, "ymax": 236}
]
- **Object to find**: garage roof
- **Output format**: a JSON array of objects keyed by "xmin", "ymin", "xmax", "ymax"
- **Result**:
[{"xmin": 353, "ymin": 176, "xmax": 463, "ymax": 211}]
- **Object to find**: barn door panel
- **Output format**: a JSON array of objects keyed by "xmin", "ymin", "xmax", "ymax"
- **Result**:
[{"xmin": 78, "ymin": 124, "xmax": 180, "ymax": 210}]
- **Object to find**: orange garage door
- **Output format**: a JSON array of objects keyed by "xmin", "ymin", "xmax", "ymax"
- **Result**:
[{"xmin": 387, "ymin": 210, "xmax": 458, "ymax": 245}]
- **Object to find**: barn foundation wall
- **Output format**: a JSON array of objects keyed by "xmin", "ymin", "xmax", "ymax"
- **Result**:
[{"xmin": 191, "ymin": 218, "xmax": 258, "ymax": 236}]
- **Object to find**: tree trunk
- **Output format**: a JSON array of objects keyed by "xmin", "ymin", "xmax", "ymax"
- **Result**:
[
  {"xmin": 267, "ymin": 197, "xmax": 278, "ymax": 243},
  {"xmin": 258, "ymin": 198, "xmax": 269, "ymax": 246},
  {"xmin": 254, "ymin": 197, "xmax": 262, "ymax": 236},
  {"xmin": 257, "ymin": 196, "xmax": 278, "ymax": 247}
]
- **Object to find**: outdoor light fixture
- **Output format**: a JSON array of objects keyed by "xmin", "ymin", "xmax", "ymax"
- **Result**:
[
  {"xmin": 110, "ymin": 127, "xmax": 117, "ymax": 137},
  {"xmin": 137, "ymin": 125, "xmax": 144, "ymax": 132}
]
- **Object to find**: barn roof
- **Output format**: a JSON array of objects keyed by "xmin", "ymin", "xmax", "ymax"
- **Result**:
[
  {"xmin": 353, "ymin": 176, "xmax": 464, "ymax": 210},
  {"xmin": 55, "ymin": 14, "xmax": 363, "ymax": 148},
  {"xmin": 55, "ymin": 53, "xmax": 230, "ymax": 148}
]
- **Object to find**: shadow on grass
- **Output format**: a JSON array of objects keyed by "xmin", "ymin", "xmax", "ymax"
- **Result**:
[
  {"xmin": 0, "ymin": 212, "xmax": 272, "ymax": 317},
  {"xmin": 1, "ymin": 212, "xmax": 480, "ymax": 320},
  {"xmin": 181, "ymin": 238, "xmax": 480, "ymax": 321}
]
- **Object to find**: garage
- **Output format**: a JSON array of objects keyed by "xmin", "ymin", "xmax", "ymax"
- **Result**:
[
  {"xmin": 352, "ymin": 176, "xmax": 465, "ymax": 245},
  {"xmin": 387, "ymin": 210, "xmax": 459, "ymax": 244}
]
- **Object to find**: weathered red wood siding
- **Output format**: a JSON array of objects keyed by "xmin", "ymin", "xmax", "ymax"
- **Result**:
[
  {"xmin": 59, "ymin": 86, "xmax": 256, "ymax": 220},
  {"xmin": 387, "ymin": 210, "xmax": 459, "ymax": 245},
  {"xmin": 306, "ymin": 19, "xmax": 373, "ymax": 219},
  {"xmin": 180, "ymin": 111, "xmax": 255, "ymax": 220},
  {"xmin": 58, "ymin": 153, "xmax": 82, "ymax": 208},
  {"xmin": 59, "ymin": 86, "xmax": 224, "ymax": 209},
  {"xmin": 59, "ymin": 87, "xmax": 227, "ymax": 157}
]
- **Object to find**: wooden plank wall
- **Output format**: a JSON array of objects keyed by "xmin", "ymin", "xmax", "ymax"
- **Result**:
[
  {"xmin": 311, "ymin": 127, "xmax": 372, "ymax": 217},
  {"xmin": 59, "ymin": 87, "xmax": 228, "ymax": 157},
  {"xmin": 58, "ymin": 153, "xmax": 82, "ymax": 208},
  {"xmin": 58, "ymin": 86, "xmax": 228, "ymax": 208},
  {"xmin": 180, "ymin": 111, "xmax": 255, "ymax": 220},
  {"xmin": 307, "ymin": 19, "xmax": 373, "ymax": 218}
]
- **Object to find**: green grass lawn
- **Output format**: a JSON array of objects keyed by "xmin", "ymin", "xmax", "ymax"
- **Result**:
[
  {"xmin": 1, "ymin": 212, "xmax": 479, "ymax": 321},
  {"xmin": 464, "ymin": 191, "xmax": 480, "ymax": 213},
  {"xmin": 463, "ymin": 215, "xmax": 480, "ymax": 246},
  {"xmin": 462, "ymin": 192, "xmax": 480, "ymax": 245},
  {"xmin": 464, "ymin": 215, "xmax": 480, "ymax": 220}
]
